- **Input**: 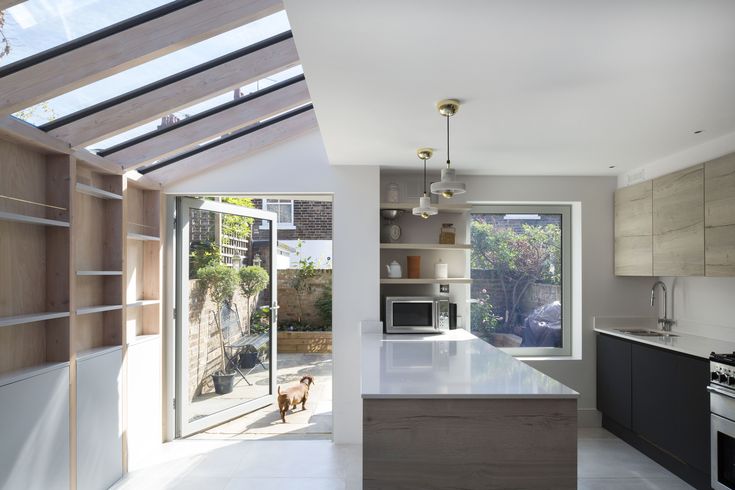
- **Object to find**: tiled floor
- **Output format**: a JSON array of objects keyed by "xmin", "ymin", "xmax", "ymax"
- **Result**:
[{"xmin": 113, "ymin": 428, "xmax": 693, "ymax": 489}]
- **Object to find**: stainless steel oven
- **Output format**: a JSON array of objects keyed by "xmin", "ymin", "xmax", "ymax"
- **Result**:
[{"xmin": 709, "ymin": 356, "xmax": 735, "ymax": 490}]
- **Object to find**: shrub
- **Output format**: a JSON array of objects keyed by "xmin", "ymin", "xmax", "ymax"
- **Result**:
[
  {"xmin": 315, "ymin": 284, "xmax": 332, "ymax": 328},
  {"xmin": 239, "ymin": 265, "xmax": 269, "ymax": 332}
]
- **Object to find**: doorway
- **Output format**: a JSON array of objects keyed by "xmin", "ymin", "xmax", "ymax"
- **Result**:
[{"xmin": 174, "ymin": 195, "xmax": 333, "ymax": 439}]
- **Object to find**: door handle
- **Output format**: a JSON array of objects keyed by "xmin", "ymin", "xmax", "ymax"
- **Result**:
[{"xmin": 708, "ymin": 385, "xmax": 735, "ymax": 400}]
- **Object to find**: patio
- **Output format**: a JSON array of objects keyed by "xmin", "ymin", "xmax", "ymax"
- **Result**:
[{"xmin": 189, "ymin": 353, "xmax": 332, "ymax": 440}]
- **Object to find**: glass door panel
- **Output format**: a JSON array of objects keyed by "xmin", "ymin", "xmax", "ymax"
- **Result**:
[{"xmin": 176, "ymin": 197, "xmax": 277, "ymax": 436}]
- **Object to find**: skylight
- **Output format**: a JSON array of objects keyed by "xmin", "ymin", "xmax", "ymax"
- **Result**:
[
  {"xmin": 12, "ymin": 10, "xmax": 290, "ymax": 126},
  {"xmin": 0, "ymin": 0, "xmax": 174, "ymax": 67},
  {"xmin": 88, "ymin": 65, "xmax": 304, "ymax": 153}
]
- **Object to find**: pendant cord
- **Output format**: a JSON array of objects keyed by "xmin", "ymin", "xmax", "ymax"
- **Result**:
[
  {"xmin": 446, "ymin": 115, "xmax": 450, "ymax": 168},
  {"xmin": 423, "ymin": 158, "xmax": 428, "ymax": 195}
]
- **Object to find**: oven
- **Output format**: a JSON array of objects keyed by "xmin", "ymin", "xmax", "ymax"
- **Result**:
[{"xmin": 709, "ymin": 358, "xmax": 735, "ymax": 490}]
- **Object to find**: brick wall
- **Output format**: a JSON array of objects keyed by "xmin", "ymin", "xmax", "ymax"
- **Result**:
[
  {"xmin": 276, "ymin": 269, "xmax": 332, "ymax": 327},
  {"xmin": 251, "ymin": 199, "xmax": 332, "ymax": 241}
]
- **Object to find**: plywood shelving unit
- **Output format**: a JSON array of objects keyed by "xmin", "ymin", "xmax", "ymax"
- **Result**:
[
  {"xmin": 0, "ymin": 139, "xmax": 71, "ymax": 382},
  {"xmin": 72, "ymin": 162, "xmax": 124, "ymax": 356},
  {"xmin": 124, "ymin": 182, "xmax": 162, "ymax": 345}
]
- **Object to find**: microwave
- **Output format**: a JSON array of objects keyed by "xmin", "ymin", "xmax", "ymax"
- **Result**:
[{"xmin": 384, "ymin": 296, "xmax": 453, "ymax": 334}]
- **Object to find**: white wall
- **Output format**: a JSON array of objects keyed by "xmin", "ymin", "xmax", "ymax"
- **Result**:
[
  {"xmin": 166, "ymin": 130, "xmax": 379, "ymax": 444},
  {"xmin": 382, "ymin": 172, "xmax": 656, "ymax": 412}
]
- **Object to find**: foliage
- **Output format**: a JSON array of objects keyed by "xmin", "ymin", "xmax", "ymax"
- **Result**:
[
  {"xmin": 470, "ymin": 288, "xmax": 500, "ymax": 336},
  {"xmin": 220, "ymin": 197, "xmax": 254, "ymax": 244},
  {"xmin": 290, "ymin": 240, "xmax": 319, "ymax": 325},
  {"xmin": 196, "ymin": 263, "xmax": 238, "ymax": 307},
  {"xmin": 250, "ymin": 306, "xmax": 271, "ymax": 335},
  {"xmin": 315, "ymin": 284, "xmax": 332, "ymax": 328},
  {"xmin": 189, "ymin": 241, "xmax": 221, "ymax": 279},
  {"xmin": 0, "ymin": 12, "xmax": 10, "ymax": 59},
  {"xmin": 471, "ymin": 220, "xmax": 561, "ymax": 330},
  {"xmin": 239, "ymin": 265, "xmax": 269, "ymax": 333},
  {"xmin": 277, "ymin": 322, "xmax": 331, "ymax": 332}
]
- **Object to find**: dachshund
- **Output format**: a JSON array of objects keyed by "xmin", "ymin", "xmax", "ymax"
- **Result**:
[{"xmin": 277, "ymin": 375, "xmax": 315, "ymax": 423}]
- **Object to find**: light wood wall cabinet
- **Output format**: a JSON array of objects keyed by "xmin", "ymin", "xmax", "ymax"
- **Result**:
[
  {"xmin": 705, "ymin": 153, "xmax": 735, "ymax": 276},
  {"xmin": 0, "ymin": 135, "xmax": 162, "ymax": 489},
  {"xmin": 614, "ymin": 181, "xmax": 653, "ymax": 275},
  {"xmin": 652, "ymin": 164, "xmax": 705, "ymax": 276}
]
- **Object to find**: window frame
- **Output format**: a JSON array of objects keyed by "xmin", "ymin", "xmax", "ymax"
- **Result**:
[
  {"xmin": 470, "ymin": 204, "xmax": 572, "ymax": 357},
  {"xmin": 260, "ymin": 198, "xmax": 295, "ymax": 229}
]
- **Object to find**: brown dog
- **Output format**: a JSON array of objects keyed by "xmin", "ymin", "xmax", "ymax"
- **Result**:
[{"xmin": 277, "ymin": 375, "xmax": 315, "ymax": 423}]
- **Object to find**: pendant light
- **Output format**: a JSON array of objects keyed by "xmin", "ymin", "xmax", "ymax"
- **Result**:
[
  {"xmin": 412, "ymin": 148, "xmax": 438, "ymax": 219},
  {"xmin": 431, "ymin": 99, "xmax": 466, "ymax": 198}
]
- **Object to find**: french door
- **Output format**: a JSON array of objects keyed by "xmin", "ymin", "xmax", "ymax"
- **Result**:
[{"xmin": 176, "ymin": 197, "xmax": 278, "ymax": 436}]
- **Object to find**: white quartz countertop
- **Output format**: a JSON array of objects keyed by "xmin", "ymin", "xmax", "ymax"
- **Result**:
[
  {"xmin": 593, "ymin": 317, "xmax": 735, "ymax": 359},
  {"xmin": 361, "ymin": 328, "xmax": 579, "ymax": 399}
]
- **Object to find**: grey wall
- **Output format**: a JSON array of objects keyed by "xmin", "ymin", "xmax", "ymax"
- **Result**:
[{"xmin": 382, "ymin": 171, "xmax": 656, "ymax": 412}]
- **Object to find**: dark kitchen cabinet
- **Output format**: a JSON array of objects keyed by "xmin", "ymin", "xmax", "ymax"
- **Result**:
[
  {"xmin": 598, "ymin": 334, "xmax": 711, "ymax": 489},
  {"xmin": 597, "ymin": 334, "xmax": 632, "ymax": 428}
]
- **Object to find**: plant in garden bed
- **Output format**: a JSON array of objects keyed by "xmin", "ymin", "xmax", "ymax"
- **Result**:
[
  {"xmin": 315, "ymin": 284, "xmax": 332, "ymax": 329},
  {"xmin": 196, "ymin": 263, "xmax": 238, "ymax": 394},
  {"xmin": 470, "ymin": 288, "xmax": 500, "ymax": 339},
  {"xmin": 289, "ymin": 241, "xmax": 318, "ymax": 326}
]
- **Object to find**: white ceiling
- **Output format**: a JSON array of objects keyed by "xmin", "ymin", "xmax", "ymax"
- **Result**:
[{"xmin": 283, "ymin": 0, "xmax": 735, "ymax": 176}]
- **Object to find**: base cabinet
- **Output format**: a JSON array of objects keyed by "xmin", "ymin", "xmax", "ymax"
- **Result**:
[
  {"xmin": 597, "ymin": 334, "xmax": 710, "ymax": 489},
  {"xmin": 0, "ymin": 366, "xmax": 70, "ymax": 489},
  {"xmin": 126, "ymin": 337, "xmax": 162, "ymax": 470},
  {"xmin": 77, "ymin": 348, "xmax": 123, "ymax": 490}
]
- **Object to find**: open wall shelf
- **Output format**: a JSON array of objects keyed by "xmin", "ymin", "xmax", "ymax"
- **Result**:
[
  {"xmin": 124, "ymin": 182, "xmax": 161, "ymax": 344},
  {"xmin": 380, "ymin": 278, "xmax": 472, "ymax": 285},
  {"xmin": 77, "ymin": 270, "xmax": 123, "ymax": 276},
  {"xmin": 76, "ymin": 183, "xmax": 123, "ymax": 200},
  {"xmin": 0, "ymin": 211, "xmax": 70, "ymax": 227},
  {"xmin": 0, "ymin": 312, "xmax": 70, "ymax": 328},
  {"xmin": 380, "ymin": 243, "xmax": 470, "ymax": 250}
]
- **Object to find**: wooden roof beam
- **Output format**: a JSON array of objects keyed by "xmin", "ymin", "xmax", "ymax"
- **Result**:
[
  {"xmin": 149, "ymin": 109, "xmax": 318, "ymax": 186},
  {"xmin": 0, "ymin": 0, "xmax": 283, "ymax": 116},
  {"xmin": 47, "ymin": 35, "xmax": 299, "ymax": 148},
  {"xmin": 0, "ymin": 1, "xmax": 24, "ymax": 11},
  {"xmin": 104, "ymin": 78, "xmax": 310, "ymax": 170}
]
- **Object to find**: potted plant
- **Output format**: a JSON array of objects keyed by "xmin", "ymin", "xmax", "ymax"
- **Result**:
[
  {"xmin": 197, "ymin": 263, "xmax": 239, "ymax": 394},
  {"xmin": 238, "ymin": 265, "xmax": 269, "ymax": 368}
]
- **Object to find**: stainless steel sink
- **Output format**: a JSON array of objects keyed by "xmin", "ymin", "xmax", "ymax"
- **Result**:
[{"xmin": 615, "ymin": 329, "xmax": 679, "ymax": 338}]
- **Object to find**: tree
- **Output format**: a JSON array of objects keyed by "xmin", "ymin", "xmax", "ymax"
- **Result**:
[
  {"xmin": 197, "ymin": 263, "xmax": 238, "ymax": 373},
  {"xmin": 238, "ymin": 265, "xmax": 269, "ymax": 333},
  {"xmin": 290, "ymin": 241, "xmax": 318, "ymax": 325},
  {"xmin": 471, "ymin": 220, "xmax": 560, "ymax": 330},
  {"xmin": 220, "ymin": 197, "xmax": 254, "ymax": 244}
]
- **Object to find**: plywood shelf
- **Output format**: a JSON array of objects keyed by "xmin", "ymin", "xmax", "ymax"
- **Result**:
[
  {"xmin": 76, "ymin": 270, "xmax": 123, "ymax": 276},
  {"xmin": 380, "ymin": 202, "xmax": 471, "ymax": 214},
  {"xmin": 380, "ymin": 243, "xmax": 470, "ymax": 250},
  {"xmin": 0, "ymin": 311, "xmax": 70, "ymax": 328},
  {"xmin": 126, "ymin": 299, "xmax": 160, "ymax": 308},
  {"xmin": 0, "ymin": 361, "xmax": 70, "ymax": 388},
  {"xmin": 76, "ymin": 305, "xmax": 123, "ymax": 316},
  {"xmin": 76, "ymin": 345, "xmax": 122, "ymax": 362},
  {"xmin": 380, "ymin": 278, "xmax": 472, "ymax": 284},
  {"xmin": 0, "ymin": 211, "xmax": 69, "ymax": 227},
  {"xmin": 127, "ymin": 232, "xmax": 160, "ymax": 241},
  {"xmin": 75, "ymin": 183, "xmax": 123, "ymax": 200},
  {"xmin": 128, "ymin": 333, "xmax": 160, "ymax": 346}
]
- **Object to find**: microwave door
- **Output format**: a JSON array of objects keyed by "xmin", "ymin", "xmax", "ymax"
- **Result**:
[{"xmin": 388, "ymin": 300, "xmax": 436, "ymax": 333}]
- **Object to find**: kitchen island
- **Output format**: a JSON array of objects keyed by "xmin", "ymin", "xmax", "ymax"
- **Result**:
[{"xmin": 361, "ymin": 328, "xmax": 579, "ymax": 490}]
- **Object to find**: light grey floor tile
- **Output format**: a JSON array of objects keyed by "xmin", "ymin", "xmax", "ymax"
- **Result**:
[
  {"xmin": 224, "ymin": 477, "xmax": 345, "ymax": 490},
  {"xmin": 578, "ymin": 437, "xmax": 676, "ymax": 479},
  {"xmin": 578, "ymin": 477, "xmax": 693, "ymax": 489}
]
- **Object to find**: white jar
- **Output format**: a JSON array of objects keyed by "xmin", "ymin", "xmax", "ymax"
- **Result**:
[{"xmin": 435, "ymin": 259, "xmax": 448, "ymax": 279}]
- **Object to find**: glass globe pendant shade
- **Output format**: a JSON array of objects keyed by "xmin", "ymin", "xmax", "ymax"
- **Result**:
[
  {"xmin": 412, "ymin": 195, "xmax": 438, "ymax": 219},
  {"xmin": 430, "ymin": 166, "xmax": 466, "ymax": 198}
]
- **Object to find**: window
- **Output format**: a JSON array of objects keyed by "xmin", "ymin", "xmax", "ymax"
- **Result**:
[
  {"xmin": 470, "ymin": 205, "xmax": 571, "ymax": 357},
  {"xmin": 261, "ymin": 199, "xmax": 294, "ymax": 229}
]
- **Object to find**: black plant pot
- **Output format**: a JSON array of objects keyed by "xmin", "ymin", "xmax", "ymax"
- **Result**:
[
  {"xmin": 239, "ymin": 351, "xmax": 259, "ymax": 369},
  {"xmin": 212, "ymin": 372, "xmax": 235, "ymax": 394}
]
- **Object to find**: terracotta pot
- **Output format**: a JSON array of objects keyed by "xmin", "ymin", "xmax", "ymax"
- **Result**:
[{"xmin": 407, "ymin": 256, "xmax": 421, "ymax": 279}]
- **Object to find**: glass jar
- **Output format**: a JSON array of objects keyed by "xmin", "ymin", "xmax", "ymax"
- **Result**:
[{"xmin": 439, "ymin": 223, "xmax": 456, "ymax": 244}]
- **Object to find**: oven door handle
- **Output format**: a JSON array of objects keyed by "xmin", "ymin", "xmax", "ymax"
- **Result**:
[{"xmin": 708, "ymin": 385, "xmax": 735, "ymax": 400}]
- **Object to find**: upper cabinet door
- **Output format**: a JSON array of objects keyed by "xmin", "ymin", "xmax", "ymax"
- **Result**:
[
  {"xmin": 653, "ymin": 165, "xmax": 704, "ymax": 276},
  {"xmin": 615, "ymin": 181, "xmax": 653, "ymax": 276},
  {"xmin": 705, "ymin": 154, "xmax": 735, "ymax": 276}
]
